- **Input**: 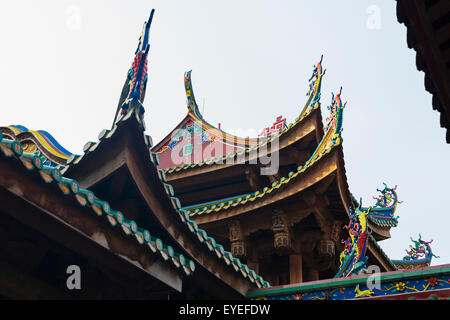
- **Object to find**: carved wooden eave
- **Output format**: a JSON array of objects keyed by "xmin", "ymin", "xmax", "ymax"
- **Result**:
[
  {"xmin": 0, "ymin": 148, "xmax": 183, "ymax": 295},
  {"xmin": 160, "ymin": 106, "xmax": 324, "ymax": 181},
  {"xmin": 61, "ymin": 107, "xmax": 268, "ymax": 297}
]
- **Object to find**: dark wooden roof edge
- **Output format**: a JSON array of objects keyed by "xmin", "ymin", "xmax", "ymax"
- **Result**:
[{"xmin": 396, "ymin": 0, "xmax": 450, "ymax": 143}]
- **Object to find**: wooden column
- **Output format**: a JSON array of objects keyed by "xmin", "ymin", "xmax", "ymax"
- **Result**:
[{"xmin": 289, "ymin": 254, "xmax": 303, "ymax": 284}]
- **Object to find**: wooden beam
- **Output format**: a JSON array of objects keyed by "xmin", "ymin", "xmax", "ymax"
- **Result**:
[
  {"xmin": 314, "ymin": 174, "xmax": 336, "ymax": 195},
  {"xmin": 192, "ymin": 150, "xmax": 339, "ymax": 225}
]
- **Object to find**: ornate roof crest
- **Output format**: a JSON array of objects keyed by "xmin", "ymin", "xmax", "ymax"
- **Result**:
[
  {"xmin": 115, "ymin": 9, "xmax": 155, "ymax": 124},
  {"xmin": 335, "ymin": 205, "xmax": 371, "ymax": 278}
]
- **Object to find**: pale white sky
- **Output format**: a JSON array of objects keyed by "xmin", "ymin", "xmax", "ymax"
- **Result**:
[{"xmin": 1, "ymin": 0, "xmax": 448, "ymax": 265}]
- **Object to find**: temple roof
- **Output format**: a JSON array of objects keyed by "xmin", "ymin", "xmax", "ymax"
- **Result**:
[
  {"xmin": 183, "ymin": 86, "xmax": 344, "ymax": 218},
  {"xmin": 152, "ymin": 56, "xmax": 326, "ymax": 172},
  {"xmin": 59, "ymin": 10, "xmax": 270, "ymax": 293},
  {"xmin": 152, "ymin": 70, "xmax": 261, "ymax": 154}
]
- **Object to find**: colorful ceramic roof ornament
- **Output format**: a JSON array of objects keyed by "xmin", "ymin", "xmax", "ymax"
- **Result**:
[
  {"xmin": 392, "ymin": 235, "xmax": 440, "ymax": 270},
  {"xmin": 114, "ymin": 9, "xmax": 155, "ymax": 124},
  {"xmin": 335, "ymin": 205, "xmax": 371, "ymax": 278},
  {"xmin": 258, "ymin": 116, "xmax": 287, "ymax": 137},
  {"xmin": 363, "ymin": 183, "xmax": 401, "ymax": 227},
  {"xmin": 325, "ymin": 86, "xmax": 345, "ymax": 134},
  {"xmin": 183, "ymin": 87, "xmax": 347, "ymax": 218},
  {"xmin": 300, "ymin": 55, "xmax": 326, "ymax": 118}
]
